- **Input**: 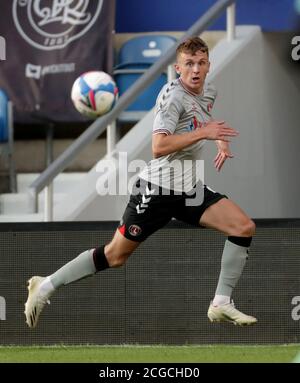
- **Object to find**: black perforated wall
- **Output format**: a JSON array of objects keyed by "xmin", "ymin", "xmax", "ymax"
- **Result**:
[{"xmin": 0, "ymin": 220, "xmax": 299, "ymax": 345}]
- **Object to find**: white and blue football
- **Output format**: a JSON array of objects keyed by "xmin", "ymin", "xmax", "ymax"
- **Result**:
[{"xmin": 71, "ymin": 71, "xmax": 118, "ymax": 118}]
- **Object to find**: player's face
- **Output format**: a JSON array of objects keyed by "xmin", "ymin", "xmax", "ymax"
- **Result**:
[{"xmin": 175, "ymin": 50, "xmax": 210, "ymax": 94}]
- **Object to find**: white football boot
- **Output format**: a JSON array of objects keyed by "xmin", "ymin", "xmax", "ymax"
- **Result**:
[
  {"xmin": 24, "ymin": 276, "xmax": 52, "ymax": 328},
  {"xmin": 207, "ymin": 300, "xmax": 257, "ymax": 326}
]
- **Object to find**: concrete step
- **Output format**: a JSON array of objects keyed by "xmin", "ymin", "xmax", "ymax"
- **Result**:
[
  {"xmin": 0, "ymin": 192, "xmax": 65, "ymax": 215},
  {"xmin": 0, "ymin": 213, "xmax": 43, "ymax": 222},
  {"xmin": 0, "ymin": 172, "xmax": 88, "ymax": 216},
  {"xmin": 16, "ymin": 172, "xmax": 87, "ymax": 193},
  {"xmin": 0, "ymin": 138, "xmax": 107, "ymax": 174}
]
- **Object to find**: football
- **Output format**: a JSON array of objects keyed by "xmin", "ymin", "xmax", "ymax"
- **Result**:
[{"xmin": 71, "ymin": 71, "xmax": 118, "ymax": 119}]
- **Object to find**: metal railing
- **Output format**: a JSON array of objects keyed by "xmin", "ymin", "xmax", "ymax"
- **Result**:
[{"xmin": 29, "ymin": 0, "xmax": 236, "ymax": 220}]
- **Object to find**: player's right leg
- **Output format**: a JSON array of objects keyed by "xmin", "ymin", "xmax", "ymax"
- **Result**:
[
  {"xmin": 200, "ymin": 197, "xmax": 257, "ymax": 326},
  {"xmin": 24, "ymin": 230, "xmax": 139, "ymax": 328},
  {"xmin": 174, "ymin": 185, "xmax": 257, "ymax": 326}
]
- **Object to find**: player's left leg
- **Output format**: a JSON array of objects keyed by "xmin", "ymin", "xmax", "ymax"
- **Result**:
[
  {"xmin": 199, "ymin": 198, "xmax": 257, "ymax": 325},
  {"xmin": 24, "ymin": 178, "xmax": 171, "ymax": 329}
]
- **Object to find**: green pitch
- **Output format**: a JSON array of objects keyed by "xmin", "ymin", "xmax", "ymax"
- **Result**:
[{"xmin": 0, "ymin": 345, "xmax": 299, "ymax": 363}]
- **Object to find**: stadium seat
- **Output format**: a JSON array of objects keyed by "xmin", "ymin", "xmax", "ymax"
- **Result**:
[
  {"xmin": 0, "ymin": 88, "xmax": 16, "ymax": 192},
  {"xmin": 113, "ymin": 34, "xmax": 177, "ymax": 124}
]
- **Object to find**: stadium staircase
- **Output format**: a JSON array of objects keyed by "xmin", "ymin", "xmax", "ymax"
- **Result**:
[{"xmin": 0, "ymin": 138, "xmax": 106, "ymax": 221}]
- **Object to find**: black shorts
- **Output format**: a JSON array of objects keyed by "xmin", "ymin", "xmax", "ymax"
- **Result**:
[{"xmin": 118, "ymin": 178, "xmax": 227, "ymax": 242}]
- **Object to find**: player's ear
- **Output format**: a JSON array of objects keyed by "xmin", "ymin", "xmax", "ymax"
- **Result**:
[{"xmin": 174, "ymin": 63, "xmax": 181, "ymax": 75}]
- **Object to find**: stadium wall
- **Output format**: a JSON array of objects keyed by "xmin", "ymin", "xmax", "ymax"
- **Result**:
[
  {"xmin": 115, "ymin": 0, "xmax": 297, "ymax": 32},
  {"xmin": 0, "ymin": 220, "xmax": 299, "ymax": 345},
  {"xmin": 203, "ymin": 28, "xmax": 300, "ymax": 218}
]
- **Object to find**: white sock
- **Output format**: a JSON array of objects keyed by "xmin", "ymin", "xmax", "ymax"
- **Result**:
[
  {"xmin": 213, "ymin": 294, "xmax": 230, "ymax": 306},
  {"xmin": 39, "ymin": 276, "xmax": 55, "ymax": 296}
]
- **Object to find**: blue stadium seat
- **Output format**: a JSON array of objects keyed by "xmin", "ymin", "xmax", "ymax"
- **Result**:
[
  {"xmin": 0, "ymin": 89, "xmax": 9, "ymax": 143},
  {"xmin": 0, "ymin": 89, "xmax": 16, "ymax": 192},
  {"xmin": 113, "ymin": 34, "xmax": 177, "ymax": 123}
]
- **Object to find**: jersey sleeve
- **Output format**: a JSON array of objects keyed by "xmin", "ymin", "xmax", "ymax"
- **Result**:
[
  {"xmin": 204, "ymin": 82, "xmax": 217, "ymax": 104},
  {"xmin": 153, "ymin": 88, "xmax": 184, "ymax": 136}
]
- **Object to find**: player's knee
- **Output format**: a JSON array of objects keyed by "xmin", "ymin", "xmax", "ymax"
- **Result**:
[
  {"xmin": 239, "ymin": 219, "xmax": 256, "ymax": 237},
  {"xmin": 109, "ymin": 255, "xmax": 127, "ymax": 268},
  {"xmin": 105, "ymin": 246, "xmax": 132, "ymax": 268}
]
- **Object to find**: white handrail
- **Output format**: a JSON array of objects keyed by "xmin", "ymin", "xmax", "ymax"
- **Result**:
[
  {"xmin": 107, "ymin": 121, "xmax": 117, "ymax": 154},
  {"xmin": 227, "ymin": 3, "xmax": 236, "ymax": 41},
  {"xmin": 44, "ymin": 183, "xmax": 53, "ymax": 222}
]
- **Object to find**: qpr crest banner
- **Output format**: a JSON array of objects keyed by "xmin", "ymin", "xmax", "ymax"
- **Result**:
[{"xmin": 0, "ymin": 0, "xmax": 115, "ymax": 123}]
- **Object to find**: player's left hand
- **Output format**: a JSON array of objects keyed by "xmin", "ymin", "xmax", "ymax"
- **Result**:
[{"xmin": 214, "ymin": 141, "xmax": 234, "ymax": 172}]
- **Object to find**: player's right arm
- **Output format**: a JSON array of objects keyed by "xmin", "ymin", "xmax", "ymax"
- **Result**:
[{"xmin": 153, "ymin": 121, "xmax": 238, "ymax": 158}]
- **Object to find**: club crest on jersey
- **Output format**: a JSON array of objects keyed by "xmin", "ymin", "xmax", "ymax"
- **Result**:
[
  {"xmin": 187, "ymin": 121, "xmax": 194, "ymax": 131},
  {"xmin": 187, "ymin": 116, "xmax": 203, "ymax": 131},
  {"xmin": 129, "ymin": 225, "xmax": 142, "ymax": 237},
  {"xmin": 207, "ymin": 103, "xmax": 213, "ymax": 112}
]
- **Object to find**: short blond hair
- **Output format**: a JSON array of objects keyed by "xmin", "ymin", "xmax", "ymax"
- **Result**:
[{"xmin": 176, "ymin": 36, "xmax": 209, "ymax": 58}]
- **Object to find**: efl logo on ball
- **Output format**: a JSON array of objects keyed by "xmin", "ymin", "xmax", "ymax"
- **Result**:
[{"xmin": 71, "ymin": 70, "xmax": 118, "ymax": 119}]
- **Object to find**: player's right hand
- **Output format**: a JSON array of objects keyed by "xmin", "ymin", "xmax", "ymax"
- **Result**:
[{"xmin": 201, "ymin": 120, "xmax": 239, "ymax": 142}]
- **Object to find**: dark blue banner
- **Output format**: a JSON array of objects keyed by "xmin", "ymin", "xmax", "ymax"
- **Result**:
[{"xmin": 0, "ymin": 0, "xmax": 115, "ymax": 124}]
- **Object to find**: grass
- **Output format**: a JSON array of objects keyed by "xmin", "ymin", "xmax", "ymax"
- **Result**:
[{"xmin": 0, "ymin": 344, "xmax": 299, "ymax": 363}]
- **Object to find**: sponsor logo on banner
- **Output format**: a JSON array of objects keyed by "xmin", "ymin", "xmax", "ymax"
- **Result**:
[
  {"xmin": 12, "ymin": 0, "xmax": 103, "ymax": 50},
  {"xmin": 25, "ymin": 62, "xmax": 75, "ymax": 79}
]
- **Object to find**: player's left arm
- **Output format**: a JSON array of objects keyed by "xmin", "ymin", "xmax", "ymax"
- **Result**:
[{"xmin": 214, "ymin": 140, "xmax": 234, "ymax": 172}]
